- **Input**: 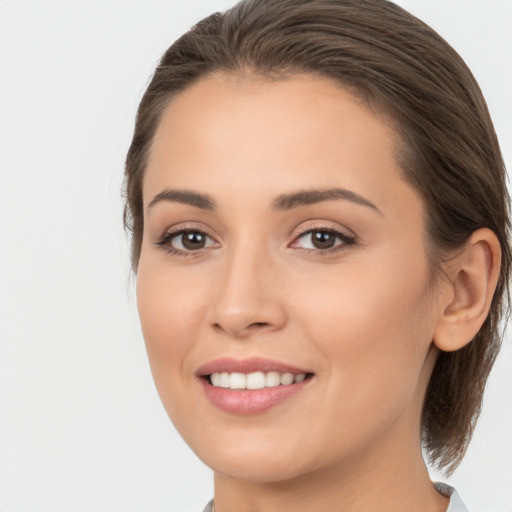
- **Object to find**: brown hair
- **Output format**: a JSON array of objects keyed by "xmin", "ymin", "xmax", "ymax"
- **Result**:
[{"xmin": 124, "ymin": 0, "xmax": 510, "ymax": 474}]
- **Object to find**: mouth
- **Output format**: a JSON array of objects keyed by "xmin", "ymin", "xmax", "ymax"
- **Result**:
[
  {"xmin": 206, "ymin": 371, "xmax": 313, "ymax": 389},
  {"xmin": 196, "ymin": 357, "xmax": 315, "ymax": 414}
]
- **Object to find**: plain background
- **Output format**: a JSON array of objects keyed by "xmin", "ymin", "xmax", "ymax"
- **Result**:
[{"xmin": 0, "ymin": 1, "xmax": 511, "ymax": 511}]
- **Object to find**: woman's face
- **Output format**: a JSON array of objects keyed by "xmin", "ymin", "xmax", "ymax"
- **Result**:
[{"xmin": 137, "ymin": 74, "xmax": 445, "ymax": 482}]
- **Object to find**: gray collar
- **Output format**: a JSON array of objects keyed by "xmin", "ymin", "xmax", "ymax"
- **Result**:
[{"xmin": 202, "ymin": 483, "xmax": 469, "ymax": 512}]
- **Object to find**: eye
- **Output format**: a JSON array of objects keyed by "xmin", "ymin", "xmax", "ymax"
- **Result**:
[
  {"xmin": 156, "ymin": 229, "xmax": 217, "ymax": 254},
  {"xmin": 291, "ymin": 228, "xmax": 355, "ymax": 252}
]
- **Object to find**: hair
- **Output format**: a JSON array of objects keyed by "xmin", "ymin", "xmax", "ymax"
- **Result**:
[{"xmin": 124, "ymin": 0, "xmax": 510, "ymax": 474}]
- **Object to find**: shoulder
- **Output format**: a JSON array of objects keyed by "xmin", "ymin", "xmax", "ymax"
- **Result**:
[
  {"xmin": 201, "ymin": 499, "xmax": 214, "ymax": 512},
  {"xmin": 434, "ymin": 482, "xmax": 470, "ymax": 512},
  {"xmin": 201, "ymin": 487, "xmax": 469, "ymax": 512}
]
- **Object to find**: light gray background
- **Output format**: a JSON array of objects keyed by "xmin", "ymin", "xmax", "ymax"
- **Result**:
[{"xmin": 0, "ymin": 1, "xmax": 511, "ymax": 511}]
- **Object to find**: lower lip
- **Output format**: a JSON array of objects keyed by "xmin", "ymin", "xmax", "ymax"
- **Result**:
[{"xmin": 200, "ymin": 378, "xmax": 311, "ymax": 415}]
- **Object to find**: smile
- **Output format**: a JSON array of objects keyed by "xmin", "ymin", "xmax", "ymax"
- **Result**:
[
  {"xmin": 197, "ymin": 357, "xmax": 314, "ymax": 414},
  {"xmin": 209, "ymin": 371, "xmax": 307, "ymax": 390}
]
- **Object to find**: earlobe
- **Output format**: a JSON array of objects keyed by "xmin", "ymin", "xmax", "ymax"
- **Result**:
[{"xmin": 433, "ymin": 228, "xmax": 501, "ymax": 352}]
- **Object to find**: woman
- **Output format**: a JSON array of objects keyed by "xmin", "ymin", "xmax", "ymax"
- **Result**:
[{"xmin": 123, "ymin": 0, "xmax": 510, "ymax": 510}]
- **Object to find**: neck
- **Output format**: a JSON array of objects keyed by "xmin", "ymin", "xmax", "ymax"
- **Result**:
[{"xmin": 213, "ymin": 443, "xmax": 447, "ymax": 512}]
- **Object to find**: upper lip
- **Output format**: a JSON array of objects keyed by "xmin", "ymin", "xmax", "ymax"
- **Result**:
[{"xmin": 196, "ymin": 357, "xmax": 311, "ymax": 376}]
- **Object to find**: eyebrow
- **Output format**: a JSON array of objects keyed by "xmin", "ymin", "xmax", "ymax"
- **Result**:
[
  {"xmin": 148, "ymin": 189, "xmax": 215, "ymax": 211},
  {"xmin": 271, "ymin": 188, "xmax": 383, "ymax": 215},
  {"xmin": 147, "ymin": 187, "xmax": 382, "ymax": 215}
]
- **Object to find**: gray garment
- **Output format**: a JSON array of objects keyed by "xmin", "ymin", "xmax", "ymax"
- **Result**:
[
  {"xmin": 201, "ymin": 483, "xmax": 469, "ymax": 512},
  {"xmin": 435, "ymin": 483, "xmax": 469, "ymax": 512},
  {"xmin": 201, "ymin": 500, "xmax": 214, "ymax": 512}
]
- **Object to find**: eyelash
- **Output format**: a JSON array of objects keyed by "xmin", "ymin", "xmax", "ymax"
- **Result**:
[
  {"xmin": 154, "ymin": 226, "xmax": 356, "ymax": 257},
  {"xmin": 292, "ymin": 226, "xmax": 356, "ymax": 255},
  {"xmin": 154, "ymin": 229, "xmax": 217, "ymax": 257}
]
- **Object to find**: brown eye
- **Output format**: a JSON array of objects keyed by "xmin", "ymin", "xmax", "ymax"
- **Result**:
[
  {"xmin": 310, "ymin": 230, "xmax": 337, "ymax": 249},
  {"xmin": 180, "ymin": 231, "xmax": 207, "ymax": 250},
  {"xmin": 291, "ymin": 228, "xmax": 355, "ymax": 253},
  {"xmin": 156, "ymin": 229, "xmax": 218, "ymax": 253}
]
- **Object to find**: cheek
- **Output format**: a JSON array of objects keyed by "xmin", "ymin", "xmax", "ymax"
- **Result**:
[
  {"xmin": 291, "ymin": 255, "xmax": 436, "ymax": 422},
  {"xmin": 136, "ymin": 259, "xmax": 207, "ymax": 385},
  {"xmin": 295, "ymin": 252, "xmax": 433, "ymax": 342},
  {"xmin": 135, "ymin": 259, "xmax": 219, "ymax": 438}
]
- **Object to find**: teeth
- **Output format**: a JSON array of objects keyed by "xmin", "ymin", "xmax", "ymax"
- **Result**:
[
  {"xmin": 266, "ymin": 371, "xmax": 281, "ymax": 388},
  {"xmin": 220, "ymin": 372, "xmax": 230, "ymax": 388},
  {"xmin": 209, "ymin": 371, "xmax": 308, "ymax": 390},
  {"xmin": 211, "ymin": 373, "xmax": 221, "ymax": 387},
  {"xmin": 280, "ymin": 373, "xmax": 294, "ymax": 385},
  {"xmin": 230, "ymin": 372, "xmax": 246, "ymax": 389},
  {"xmin": 247, "ymin": 371, "xmax": 266, "ymax": 390}
]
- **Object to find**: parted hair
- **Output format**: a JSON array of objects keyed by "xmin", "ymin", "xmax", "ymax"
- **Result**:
[{"xmin": 124, "ymin": 0, "xmax": 510, "ymax": 473}]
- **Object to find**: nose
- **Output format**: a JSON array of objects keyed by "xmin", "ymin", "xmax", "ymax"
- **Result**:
[{"xmin": 208, "ymin": 246, "xmax": 287, "ymax": 339}]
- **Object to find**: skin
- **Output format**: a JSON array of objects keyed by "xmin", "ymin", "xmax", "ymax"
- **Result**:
[{"xmin": 136, "ymin": 74, "xmax": 498, "ymax": 511}]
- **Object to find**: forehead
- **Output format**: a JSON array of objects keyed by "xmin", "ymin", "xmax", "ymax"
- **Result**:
[
  {"xmin": 144, "ymin": 73, "xmax": 417, "ymax": 219},
  {"xmin": 148, "ymin": 73, "xmax": 398, "ymax": 165}
]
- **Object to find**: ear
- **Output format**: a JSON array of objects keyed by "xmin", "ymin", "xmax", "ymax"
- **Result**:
[{"xmin": 433, "ymin": 228, "xmax": 501, "ymax": 352}]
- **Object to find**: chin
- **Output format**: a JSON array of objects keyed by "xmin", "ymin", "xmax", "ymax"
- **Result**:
[
  {"xmin": 206, "ymin": 452, "xmax": 311, "ymax": 484},
  {"xmin": 186, "ymin": 430, "xmax": 329, "ymax": 484}
]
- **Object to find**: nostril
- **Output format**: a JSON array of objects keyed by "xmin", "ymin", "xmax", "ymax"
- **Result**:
[
  {"xmin": 212, "ymin": 321, "xmax": 271, "ymax": 338},
  {"xmin": 248, "ymin": 322, "xmax": 270, "ymax": 329}
]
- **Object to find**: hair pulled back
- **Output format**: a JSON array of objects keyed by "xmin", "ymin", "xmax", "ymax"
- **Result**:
[{"xmin": 124, "ymin": 0, "xmax": 510, "ymax": 474}]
